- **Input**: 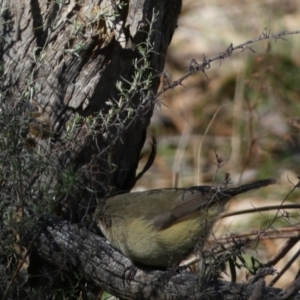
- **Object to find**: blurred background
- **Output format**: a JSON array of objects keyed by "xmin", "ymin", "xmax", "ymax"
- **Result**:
[{"xmin": 136, "ymin": 0, "xmax": 300, "ymax": 288}]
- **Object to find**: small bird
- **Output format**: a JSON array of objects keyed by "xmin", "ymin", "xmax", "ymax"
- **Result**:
[{"xmin": 98, "ymin": 178, "xmax": 276, "ymax": 267}]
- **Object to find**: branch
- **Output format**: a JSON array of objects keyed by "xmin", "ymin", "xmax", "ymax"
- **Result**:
[
  {"xmin": 29, "ymin": 217, "xmax": 300, "ymax": 299},
  {"xmin": 157, "ymin": 29, "xmax": 300, "ymax": 96}
]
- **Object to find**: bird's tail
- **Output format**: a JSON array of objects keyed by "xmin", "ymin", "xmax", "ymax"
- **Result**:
[{"xmin": 225, "ymin": 178, "xmax": 277, "ymax": 197}]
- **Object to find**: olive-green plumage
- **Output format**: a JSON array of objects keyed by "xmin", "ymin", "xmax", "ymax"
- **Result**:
[{"xmin": 98, "ymin": 178, "xmax": 276, "ymax": 267}]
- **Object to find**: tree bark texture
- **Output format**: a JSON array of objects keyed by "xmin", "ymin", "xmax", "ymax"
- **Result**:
[
  {"xmin": 31, "ymin": 217, "xmax": 300, "ymax": 300},
  {"xmin": 1, "ymin": 0, "xmax": 182, "ymax": 219}
]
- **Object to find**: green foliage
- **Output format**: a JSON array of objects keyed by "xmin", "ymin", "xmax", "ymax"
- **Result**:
[
  {"xmin": 0, "ymin": 98, "xmax": 89, "ymax": 298},
  {"xmin": 0, "ymin": 5, "xmax": 160, "ymax": 298}
]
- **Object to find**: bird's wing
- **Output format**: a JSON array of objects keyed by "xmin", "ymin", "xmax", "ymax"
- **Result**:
[{"xmin": 151, "ymin": 187, "xmax": 228, "ymax": 230}]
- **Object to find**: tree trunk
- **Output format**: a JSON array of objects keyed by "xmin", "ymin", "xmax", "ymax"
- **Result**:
[
  {"xmin": 1, "ymin": 0, "xmax": 181, "ymax": 220},
  {"xmin": 0, "ymin": 0, "xmax": 186, "ymax": 298}
]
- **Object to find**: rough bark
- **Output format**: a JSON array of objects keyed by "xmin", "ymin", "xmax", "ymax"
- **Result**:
[
  {"xmin": 30, "ymin": 217, "xmax": 300, "ymax": 300},
  {"xmin": 1, "ymin": 0, "xmax": 182, "ymax": 220},
  {"xmin": 0, "ymin": 0, "xmax": 184, "ymax": 297}
]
